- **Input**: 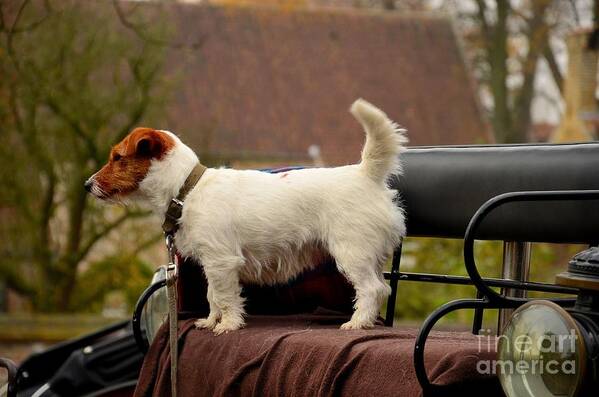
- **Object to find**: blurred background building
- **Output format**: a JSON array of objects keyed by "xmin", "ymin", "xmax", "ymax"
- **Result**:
[
  {"xmin": 161, "ymin": 3, "xmax": 489, "ymax": 167},
  {"xmin": 554, "ymin": 29, "xmax": 599, "ymax": 141}
]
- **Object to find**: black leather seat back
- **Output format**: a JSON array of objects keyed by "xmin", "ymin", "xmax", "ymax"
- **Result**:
[{"xmin": 390, "ymin": 143, "xmax": 599, "ymax": 244}]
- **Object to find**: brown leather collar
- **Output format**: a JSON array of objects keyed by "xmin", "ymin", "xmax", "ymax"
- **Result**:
[{"xmin": 162, "ymin": 163, "xmax": 207, "ymax": 235}]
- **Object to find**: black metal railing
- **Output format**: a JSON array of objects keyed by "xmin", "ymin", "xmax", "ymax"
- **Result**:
[{"xmin": 390, "ymin": 189, "xmax": 599, "ymax": 394}]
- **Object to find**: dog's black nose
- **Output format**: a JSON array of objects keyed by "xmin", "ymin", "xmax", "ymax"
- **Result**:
[{"xmin": 84, "ymin": 179, "xmax": 93, "ymax": 193}]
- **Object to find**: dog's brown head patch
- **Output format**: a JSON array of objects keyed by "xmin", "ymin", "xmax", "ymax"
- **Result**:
[{"xmin": 87, "ymin": 128, "xmax": 175, "ymax": 199}]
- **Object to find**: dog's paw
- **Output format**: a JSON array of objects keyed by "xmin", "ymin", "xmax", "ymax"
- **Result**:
[
  {"xmin": 340, "ymin": 320, "xmax": 375, "ymax": 330},
  {"xmin": 194, "ymin": 317, "xmax": 218, "ymax": 330},
  {"xmin": 212, "ymin": 317, "xmax": 245, "ymax": 335}
]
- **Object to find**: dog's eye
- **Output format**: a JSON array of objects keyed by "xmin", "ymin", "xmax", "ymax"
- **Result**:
[{"xmin": 113, "ymin": 154, "xmax": 122, "ymax": 162}]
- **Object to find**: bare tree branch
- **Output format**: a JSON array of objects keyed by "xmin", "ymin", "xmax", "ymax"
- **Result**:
[
  {"xmin": 536, "ymin": 87, "xmax": 562, "ymax": 108},
  {"xmin": 568, "ymin": 0, "xmax": 581, "ymax": 26},
  {"xmin": 75, "ymin": 209, "xmax": 152, "ymax": 265},
  {"xmin": 44, "ymin": 97, "xmax": 99, "ymax": 161},
  {"xmin": 0, "ymin": 6, "xmax": 50, "ymax": 34},
  {"xmin": 130, "ymin": 233, "xmax": 163, "ymax": 257},
  {"xmin": 511, "ymin": 0, "xmax": 552, "ymax": 142},
  {"xmin": 474, "ymin": 0, "xmax": 490, "ymax": 40},
  {"xmin": 8, "ymin": 0, "xmax": 30, "ymax": 34},
  {"xmin": 114, "ymin": 55, "xmax": 156, "ymax": 142},
  {"xmin": 0, "ymin": 259, "xmax": 34, "ymax": 296},
  {"xmin": 484, "ymin": 0, "xmax": 512, "ymax": 142},
  {"xmin": 38, "ymin": 173, "xmax": 56, "ymax": 265},
  {"xmin": 0, "ymin": 1, "xmax": 6, "ymax": 32},
  {"xmin": 4, "ymin": 0, "xmax": 30, "ymax": 72},
  {"xmin": 543, "ymin": 44, "xmax": 563, "ymax": 95},
  {"xmin": 3, "ymin": 3, "xmax": 98, "ymax": 163},
  {"xmin": 112, "ymin": 0, "xmax": 204, "ymax": 50}
]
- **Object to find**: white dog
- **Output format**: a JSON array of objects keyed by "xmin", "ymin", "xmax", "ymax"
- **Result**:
[{"xmin": 86, "ymin": 99, "xmax": 407, "ymax": 334}]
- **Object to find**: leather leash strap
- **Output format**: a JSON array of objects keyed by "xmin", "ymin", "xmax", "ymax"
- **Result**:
[
  {"xmin": 166, "ymin": 256, "xmax": 178, "ymax": 397},
  {"xmin": 162, "ymin": 163, "xmax": 207, "ymax": 397}
]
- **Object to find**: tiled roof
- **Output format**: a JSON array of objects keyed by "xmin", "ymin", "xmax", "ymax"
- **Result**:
[{"xmin": 163, "ymin": 4, "xmax": 490, "ymax": 165}]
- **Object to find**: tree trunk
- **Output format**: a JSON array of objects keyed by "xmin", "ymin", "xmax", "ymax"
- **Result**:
[
  {"xmin": 58, "ymin": 177, "xmax": 88, "ymax": 311},
  {"xmin": 382, "ymin": 0, "xmax": 395, "ymax": 10},
  {"xmin": 510, "ymin": 1, "xmax": 551, "ymax": 143},
  {"xmin": 487, "ymin": 0, "xmax": 512, "ymax": 143}
]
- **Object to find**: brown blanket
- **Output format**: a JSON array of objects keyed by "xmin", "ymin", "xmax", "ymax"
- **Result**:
[{"xmin": 134, "ymin": 313, "xmax": 503, "ymax": 397}]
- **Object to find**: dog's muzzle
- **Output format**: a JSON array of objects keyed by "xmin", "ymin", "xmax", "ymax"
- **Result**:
[{"xmin": 84, "ymin": 178, "xmax": 94, "ymax": 193}]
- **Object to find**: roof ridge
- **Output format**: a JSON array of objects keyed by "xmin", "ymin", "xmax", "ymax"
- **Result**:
[{"xmin": 170, "ymin": 1, "xmax": 450, "ymax": 21}]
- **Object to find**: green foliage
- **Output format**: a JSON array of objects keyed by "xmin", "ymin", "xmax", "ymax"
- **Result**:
[
  {"xmin": 392, "ymin": 237, "xmax": 576, "ymax": 327},
  {"xmin": 71, "ymin": 255, "xmax": 155, "ymax": 313},
  {"xmin": 391, "ymin": 238, "xmax": 499, "ymax": 325},
  {"xmin": 0, "ymin": 0, "xmax": 171, "ymax": 312}
]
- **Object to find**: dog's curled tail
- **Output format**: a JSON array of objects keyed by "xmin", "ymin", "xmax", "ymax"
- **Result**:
[{"xmin": 350, "ymin": 98, "xmax": 408, "ymax": 184}]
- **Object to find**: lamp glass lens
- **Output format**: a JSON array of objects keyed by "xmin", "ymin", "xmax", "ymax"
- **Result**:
[
  {"xmin": 141, "ymin": 267, "xmax": 168, "ymax": 344},
  {"xmin": 498, "ymin": 301, "xmax": 583, "ymax": 397}
]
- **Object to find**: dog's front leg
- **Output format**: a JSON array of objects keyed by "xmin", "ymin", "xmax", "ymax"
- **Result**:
[
  {"xmin": 202, "ymin": 256, "xmax": 246, "ymax": 335},
  {"xmin": 194, "ymin": 284, "xmax": 221, "ymax": 330}
]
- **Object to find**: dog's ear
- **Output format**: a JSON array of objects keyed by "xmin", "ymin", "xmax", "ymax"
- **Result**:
[
  {"xmin": 133, "ymin": 129, "xmax": 167, "ymax": 159},
  {"xmin": 135, "ymin": 136, "xmax": 158, "ymax": 158}
]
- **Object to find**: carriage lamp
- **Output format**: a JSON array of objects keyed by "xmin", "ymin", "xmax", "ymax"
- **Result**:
[
  {"xmin": 498, "ymin": 246, "xmax": 599, "ymax": 397},
  {"xmin": 139, "ymin": 266, "xmax": 168, "ymax": 345}
]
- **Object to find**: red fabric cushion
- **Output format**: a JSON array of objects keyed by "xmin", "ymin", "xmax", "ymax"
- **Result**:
[
  {"xmin": 176, "ymin": 256, "xmax": 355, "ymax": 316},
  {"xmin": 134, "ymin": 315, "xmax": 503, "ymax": 397}
]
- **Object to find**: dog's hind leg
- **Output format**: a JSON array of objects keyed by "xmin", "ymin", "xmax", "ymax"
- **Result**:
[
  {"xmin": 201, "ymin": 254, "xmax": 246, "ymax": 335},
  {"xmin": 329, "ymin": 244, "xmax": 391, "ymax": 329}
]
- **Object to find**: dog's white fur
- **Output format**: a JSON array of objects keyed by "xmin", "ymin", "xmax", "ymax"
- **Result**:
[{"xmin": 139, "ymin": 99, "xmax": 407, "ymax": 334}]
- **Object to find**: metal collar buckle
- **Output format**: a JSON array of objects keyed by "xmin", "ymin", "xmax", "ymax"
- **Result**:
[
  {"xmin": 162, "ymin": 198, "xmax": 184, "ymax": 235},
  {"xmin": 165, "ymin": 234, "xmax": 178, "ymax": 280}
]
